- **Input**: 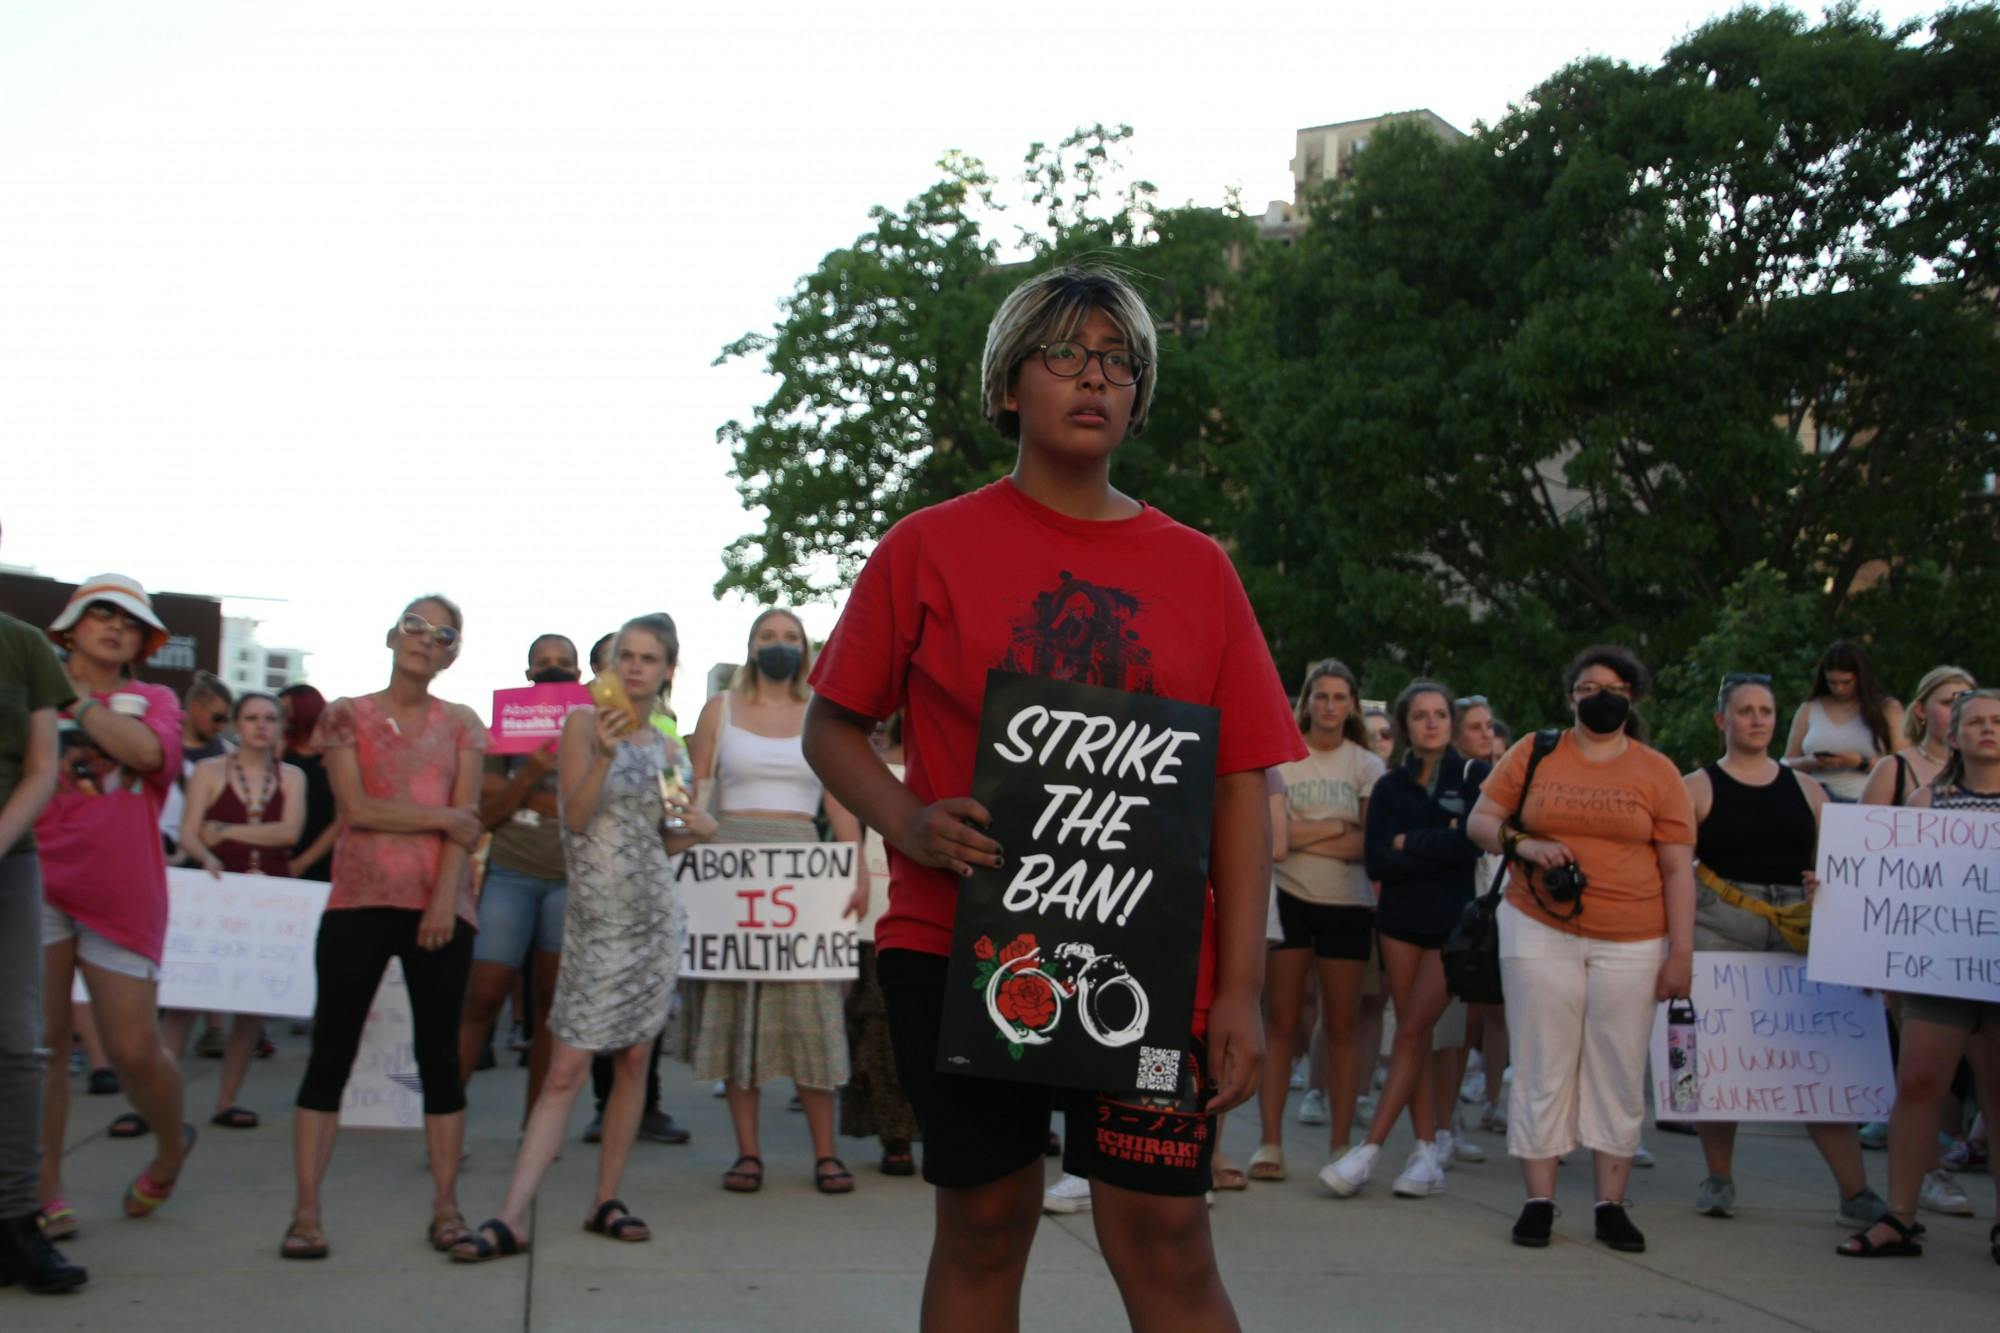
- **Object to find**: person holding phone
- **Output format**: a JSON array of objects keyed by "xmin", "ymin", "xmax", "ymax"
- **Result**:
[
  {"xmin": 282, "ymin": 595, "xmax": 485, "ymax": 1261},
  {"xmin": 450, "ymin": 614, "xmax": 715, "ymax": 1262}
]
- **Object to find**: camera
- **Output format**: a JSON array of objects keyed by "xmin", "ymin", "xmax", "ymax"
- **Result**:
[{"xmin": 1540, "ymin": 861, "xmax": 1588, "ymax": 903}]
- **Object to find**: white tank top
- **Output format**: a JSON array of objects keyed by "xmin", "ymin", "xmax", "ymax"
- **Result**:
[
  {"xmin": 716, "ymin": 720, "xmax": 823, "ymax": 816},
  {"xmin": 1800, "ymin": 699, "xmax": 1882, "ymax": 800}
]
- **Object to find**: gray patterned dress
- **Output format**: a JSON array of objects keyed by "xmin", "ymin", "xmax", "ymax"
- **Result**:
[{"xmin": 547, "ymin": 729, "xmax": 684, "ymax": 1052}]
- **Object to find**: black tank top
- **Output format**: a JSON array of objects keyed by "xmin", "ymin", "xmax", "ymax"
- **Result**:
[{"xmin": 1696, "ymin": 762, "xmax": 1817, "ymax": 885}]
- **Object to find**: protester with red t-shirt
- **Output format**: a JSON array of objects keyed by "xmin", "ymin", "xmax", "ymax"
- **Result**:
[{"xmin": 804, "ymin": 264, "xmax": 1303, "ymax": 1332}]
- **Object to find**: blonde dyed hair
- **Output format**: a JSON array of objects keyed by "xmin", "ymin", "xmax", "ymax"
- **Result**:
[
  {"xmin": 731, "ymin": 608, "xmax": 814, "ymax": 703},
  {"xmin": 980, "ymin": 263, "xmax": 1159, "ymax": 440},
  {"xmin": 1906, "ymin": 665, "xmax": 1977, "ymax": 742}
]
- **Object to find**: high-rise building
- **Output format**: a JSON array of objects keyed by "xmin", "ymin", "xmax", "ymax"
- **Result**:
[{"xmin": 221, "ymin": 616, "xmax": 311, "ymax": 694}]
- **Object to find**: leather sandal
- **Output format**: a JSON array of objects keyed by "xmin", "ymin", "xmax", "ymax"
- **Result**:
[
  {"xmin": 428, "ymin": 1212, "xmax": 472, "ymax": 1252},
  {"xmin": 450, "ymin": 1218, "xmax": 528, "ymax": 1263},
  {"xmin": 814, "ymin": 1157, "xmax": 856, "ymax": 1194},
  {"xmin": 280, "ymin": 1219, "xmax": 328, "ymax": 1260},
  {"xmin": 210, "ymin": 1106, "xmax": 260, "ymax": 1130},
  {"xmin": 583, "ymin": 1199, "xmax": 651, "ymax": 1242},
  {"xmin": 722, "ymin": 1155, "xmax": 763, "ymax": 1193},
  {"xmin": 1837, "ymin": 1212, "xmax": 1923, "ymax": 1258},
  {"xmin": 1211, "ymin": 1154, "xmax": 1249, "ymax": 1191},
  {"xmin": 107, "ymin": 1113, "xmax": 148, "ymax": 1139}
]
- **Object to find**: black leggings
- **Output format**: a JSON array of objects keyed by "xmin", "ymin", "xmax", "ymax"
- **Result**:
[{"xmin": 296, "ymin": 907, "xmax": 474, "ymax": 1116}]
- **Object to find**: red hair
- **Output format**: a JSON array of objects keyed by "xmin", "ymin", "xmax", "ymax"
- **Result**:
[{"xmin": 279, "ymin": 683, "xmax": 327, "ymax": 753}]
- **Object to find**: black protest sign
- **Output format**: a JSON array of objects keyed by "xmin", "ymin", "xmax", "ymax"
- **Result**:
[{"xmin": 938, "ymin": 671, "xmax": 1219, "ymax": 1094}]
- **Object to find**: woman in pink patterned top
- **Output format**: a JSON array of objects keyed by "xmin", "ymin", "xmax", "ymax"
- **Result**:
[{"xmin": 282, "ymin": 595, "xmax": 486, "ymax": 1261}]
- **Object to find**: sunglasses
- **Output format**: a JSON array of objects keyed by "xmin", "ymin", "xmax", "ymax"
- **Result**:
[
  {"xmin": 1454, "ymin": 695, "xmax": 1489, "ymax": 709},
  {"xmin": 83, "ymin": 602, "xmax": 149, "ymax": 636},
  {"xmin": 1720, "ymin": 672, "xmax": 1772, "ymax": 688},
  {"xmin": 399, "ymin": 613, "xmax": 460, "ymax": 649}
]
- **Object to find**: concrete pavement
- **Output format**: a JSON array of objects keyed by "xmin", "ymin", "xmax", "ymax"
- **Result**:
[{"xmin": 8, "ymin": 1035, "xmax": 1994, "ymax": 1331}]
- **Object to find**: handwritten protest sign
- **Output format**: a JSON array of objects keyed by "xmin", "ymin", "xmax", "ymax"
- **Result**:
[
  {"xmin": 939, "ymin": 672, "xmax": 1219, "ymax": 1094},
  {"xmin": 489, "ymin": 682, "xmax": 592, "ymax": 755},
  {"xmin": 1648, "ymin": 952, "xmax": 1893, "ymax": 1121},
  {"xmin": 339, "ymin": 959, "xmax": 423, "ymax": 1129},
  {"xmin": 676, "ymin": 843, "xmax": 860, "ymax": 981},
  {"xmin": 74, "ymin": 869, "xmax": 329, "ymax": 1018},
  {"xmin": 1809, "ymin": 803, "xmax": 2000, "ymax": 1002}
]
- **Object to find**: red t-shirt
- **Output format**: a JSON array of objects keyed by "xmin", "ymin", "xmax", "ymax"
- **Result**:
[{"xmin": 810, "ymin": 478, "xmax": 1305, "ymax": 1024}]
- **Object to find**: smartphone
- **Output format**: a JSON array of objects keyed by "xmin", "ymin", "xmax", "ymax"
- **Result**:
[{"xmin": 587, "ymin": 671, "xmax": 638, "ymax": 726}]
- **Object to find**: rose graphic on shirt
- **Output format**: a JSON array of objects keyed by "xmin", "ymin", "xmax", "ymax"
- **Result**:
[{"xmin": 1000, "ymin": 572, "xmax": 1154, "ymax": 693}]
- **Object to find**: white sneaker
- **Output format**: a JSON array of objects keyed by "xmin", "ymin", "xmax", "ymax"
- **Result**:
[
  {"xmin": 1632, "ymin": 1143, "xmax": 1655, "ymax": 1169},
  {"xmin": 1353, "ymin": 1094, "xmax": 1375, "ymax": 1128},
  {"xmin": 1459, "ymin": 1069, "xmax": 1487, "ymax": 1104},
  {"xmin": 1296, "ymin": 1088, "xmax": 1330, "ymax": 1126},
  {"xmin": 1919, "ymin": 1167, "xmax": 1974, "ymax": 1217},
  {"xmin": 1043, "ymin": 1173, "xmax": 1093, "ymax": 1215},
  {"xmin": 1450, "ymin": 1125, "xmax": 1486, "ymax": 1164},
  {"xmin": 1392, "ymin": 1142, "xmax": 1446, "ymax": 1198},
  {"xmin": 1288, "ymin": 1058, "xmax": 1307, "ymax": 1091},
  {"xmin": 1320, "ymin": 1143, "xmax": 1378, "ymax": 1197},
  {"xmin": 1434, "ymin": 1130, "xmax": 1458, "ymax": 1171}
]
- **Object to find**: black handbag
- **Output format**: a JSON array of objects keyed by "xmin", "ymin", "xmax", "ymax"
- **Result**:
[{"xmin": 1442, "ymin": 729, "xmax": 1560, "ymax": 1004}]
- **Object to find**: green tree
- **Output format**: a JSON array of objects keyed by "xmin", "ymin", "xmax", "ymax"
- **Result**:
[{"xmin": 1230, "ymin": 3, "xmax": 2000, "ymax": 738}]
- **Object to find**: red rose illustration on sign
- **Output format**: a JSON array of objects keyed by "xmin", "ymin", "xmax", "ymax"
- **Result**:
[
  {"xmin": 974, "ymin": 936, "xmax": 996, "ymax": 962},
  {"xmin": 998, "ymin": 934, "xmax": 1036, "ymax": 965},
  {"xmin": 997, "ymin": 975, "xmax": 1058, "ymax": 1031}
]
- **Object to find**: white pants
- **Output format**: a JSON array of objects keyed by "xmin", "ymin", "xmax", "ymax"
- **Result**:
[{"xmin": 1498, "ymin": 901, "xmax": 1664, "ymax": 1160}]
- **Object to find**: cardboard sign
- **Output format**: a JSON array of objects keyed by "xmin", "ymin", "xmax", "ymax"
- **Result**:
[
  {"xmin": 676, "ymin": 842, "xmax": 860, "ymax": 980},
  {"xmin": 489, "ymin": 682, "xmax": 592, "ymax": 755},
  {"xmin": 73, "ymin": 869, "xmax": 330, "ymax": 1018},
  {"xmin": 938, "ymin": 672, "xmax": 1219, "ymax": 1095},
  {"xmin": 1648, "ymin": 952, "xmax": 1894, "ymax": 1121},
  {"xmin": 339, "ymin": 959, "xmax": 423, "ymax": 1129},
  {"xmin": 1808, "ymin": 803, "xmax": 2000, "ymax": 1001}
]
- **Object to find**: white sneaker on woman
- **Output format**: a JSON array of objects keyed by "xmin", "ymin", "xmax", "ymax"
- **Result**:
[
  {"xmin": 1392, "ymin": 1142, "xmax": 1446, "ymax": 1197},
  {"xmin": 1919, "ymin": 1168, "xmax": 1974, "ymax": 1216},
  {"xmin": 1319, "ymin": 1143, "xmax": 1378, "ymax": 1197},
  {"xmin": 1296, "ymin": 1089, "xmax": 1330, "ymax": 1125}
]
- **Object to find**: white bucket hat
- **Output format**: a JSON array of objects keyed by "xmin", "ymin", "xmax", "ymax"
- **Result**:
[{"xmin": 47, "ymin": 573, "xmax": 170, "ymax": 660}]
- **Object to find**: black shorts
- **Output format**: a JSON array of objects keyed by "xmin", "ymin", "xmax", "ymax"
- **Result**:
[
  {"xmin": 876, "ymin": 948, "xmax": 1215, "ymax": 1197},
  {"xmin": 1273, "ymin": 893, "xmax": 1374, "ymax": 960},
  {"xmin": 1377, "ymin": 924, "xmax": 1453, "ymax": 951}
]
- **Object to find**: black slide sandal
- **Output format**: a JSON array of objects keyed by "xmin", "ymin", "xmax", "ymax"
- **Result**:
[
  {"xmin": 1837, "ymin": 1213, "xmax": 1923, "ymax": 1258},
  {"xmin": 584, "ymin": 1199, "xmax": 651, "ymax": 1242},
  {"xmin": 449, "ymin": 1218, "xmax": 528, "ymax": 1263}
]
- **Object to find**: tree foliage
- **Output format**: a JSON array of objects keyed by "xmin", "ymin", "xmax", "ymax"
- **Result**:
[{"xmin": 717, "ymin": 6, "xmax": 2000, "ymax": 767}]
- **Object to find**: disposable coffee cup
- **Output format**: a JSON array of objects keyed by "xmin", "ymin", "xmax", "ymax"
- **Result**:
[{"xmin": 108, "ymin": 692, "xmax": 150, "ymax": 718}]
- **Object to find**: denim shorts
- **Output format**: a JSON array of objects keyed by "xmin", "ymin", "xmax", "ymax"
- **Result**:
[
  {"xmin": 40, "ymin": 900, "xmax": 160, "ymax": 981},
  {"xmin": 473, "ymin": 864, "xmax": 566, "ymax": 967}
]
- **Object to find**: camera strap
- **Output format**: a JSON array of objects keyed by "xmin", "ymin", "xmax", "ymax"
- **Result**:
[{"xmin": 1509, "ymin": 729, "xmax": 1584, "ymax": 922}]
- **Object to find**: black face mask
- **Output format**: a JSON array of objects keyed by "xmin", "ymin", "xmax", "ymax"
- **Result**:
[
  {"xmin": 755, "ymin": 644, "xmax": 803, "ymax": 682},
  {"xmin": 1576, "ymin": 689, "xmax": 1632, "ymax": 735},
  {"xmin": 530, "ymin": 667, "xmax": 580, "ymax": 685}
]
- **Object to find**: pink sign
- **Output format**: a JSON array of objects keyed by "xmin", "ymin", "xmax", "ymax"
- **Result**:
[{"xmin": 489, "ymin": 683, "xmax": 591, "ymax": 755}]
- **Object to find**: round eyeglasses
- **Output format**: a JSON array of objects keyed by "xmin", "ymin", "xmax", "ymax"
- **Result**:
[{"xmin": 1033, "ymin": 341, "xmax": 1147, "ymax": 387}]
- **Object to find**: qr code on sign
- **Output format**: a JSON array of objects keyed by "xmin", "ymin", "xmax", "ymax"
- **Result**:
[{"xmin": 1136, "ymin": 1046, "xmax": 1181, "ymax": 1094}]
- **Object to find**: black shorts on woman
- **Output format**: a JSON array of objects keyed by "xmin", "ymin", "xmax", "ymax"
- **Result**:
[{"xmin": 876, "ymin": 949, "xmax": 1215, "ymax": 1196}]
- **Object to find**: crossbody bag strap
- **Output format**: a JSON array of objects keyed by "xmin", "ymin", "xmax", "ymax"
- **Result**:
[{"xmin": 1481, "ymin": 729, "xmax": 1562, "ymax": 898}]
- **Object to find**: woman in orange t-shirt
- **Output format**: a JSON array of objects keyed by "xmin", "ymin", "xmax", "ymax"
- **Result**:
[{"xmin": 1468, "ymin": 645, "xmax": 1695, "ymax": 1255}]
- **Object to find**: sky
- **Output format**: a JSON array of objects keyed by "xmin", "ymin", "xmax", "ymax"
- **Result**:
[{"xmin": 0, "ymin": 1, "xmax": 1942, "ymax": 717}]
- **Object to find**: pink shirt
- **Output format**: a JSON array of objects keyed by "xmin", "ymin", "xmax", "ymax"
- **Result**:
[
  {"xmin": 37, "ymin": 681, "xmax": 183, "ymax": 964},
  {"xmin": 313, "ymin": 693, "xmax": 486, "ymax": 925}
]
